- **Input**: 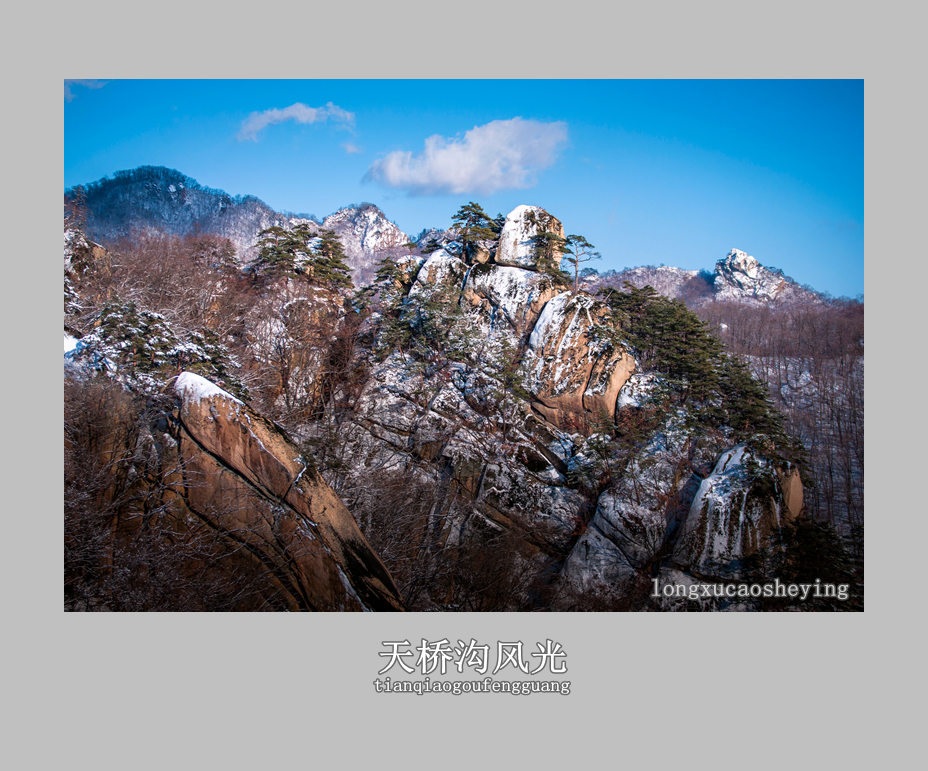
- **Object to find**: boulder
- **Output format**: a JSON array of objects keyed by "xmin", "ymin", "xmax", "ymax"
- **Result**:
[
  {"xmin": 408, "ymin": 248, "xmax": 467, "ymax": 296},
  {"xmin": 494, "ymin": 205, "xmax": 564, "ymax": 270},
  {"xmin": 463, "ymin": 239, "xmax": 494, "ymax": 265}
]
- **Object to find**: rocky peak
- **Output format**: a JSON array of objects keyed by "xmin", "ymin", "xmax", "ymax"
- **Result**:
[
  {"xmin": 415, "ymin": 227, "xmax": 455, "ymax": 249},
  {"xmin": 321, "ymin": 203, "xmax": 408, "ymax": 256},
  {"xmin": 713, "ymin": 247, "xmax": 798, "ymax": 303},
  {"xmin": 589, "ymin": 248, "xmax": 822, "ymax": 308},
  {"xmin": 495, "ymin": 205, "xmax": 564, "ymax": 270},
  {"xmin": 723, "ymin": 248, "xmax": 761, "ymax": 279}
]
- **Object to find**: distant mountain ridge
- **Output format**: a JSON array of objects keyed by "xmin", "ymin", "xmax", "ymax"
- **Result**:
[
  {"xmin": 67, "ymin": 166, "xmax": 409, "ymax": 284},
  {"xmin": 68, "ymin": 165, "xmax": 826, "ymax": 303},
  {"xmin": 590, "ymin": 248, "xmax": 824, "ymax": 307}
]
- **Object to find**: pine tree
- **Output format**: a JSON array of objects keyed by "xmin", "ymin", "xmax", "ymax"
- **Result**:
[
  {"xmin": 597, "ymin": 281, "xmax": 800, "ymax": 462},
  {"xmin": 313, "ymin": 229, "xmax": 354, "ymax": 290},
  {"xmin": 253, "ymin": 225, "xmax": 353, "ymax": 291},
  {"xmin": 370, "ymin": 251, "xmax": 414, "ymax": 317},
  {"xmin": 562, "ymin": 234, "xmax": 601, "ymax": 294},
  {"xmin": 530, "ymin": 230, "xmax": 570, "ymax": 282},
  {"xmin": 253, "ymin": 225, "xmax": 299, "ymax": 276},
  {"xmin": 451, "ymin": 202, "xmax": 498, "ymax": 246}
]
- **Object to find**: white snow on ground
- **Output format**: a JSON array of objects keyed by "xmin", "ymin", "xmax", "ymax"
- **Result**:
[
  {"xmin": 174, "ymin": 371, "xmax": 243, "ymax": 404},
  {"xmin": 64, "ymin": 333, "xmax": 79, "ymax": 355}
]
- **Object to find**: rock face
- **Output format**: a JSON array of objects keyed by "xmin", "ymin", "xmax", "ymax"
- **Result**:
[
  {"xmin": 559, "ymin": 431, "xmax": 804, "ymax": 606},
  {"xmin": 462, "ymin": 263, "xmax": 562, "ymax": 340},
  {"xmin": 463, "ymin": 240, "xmax": 494, "ymax": 265},
  {"xmin": 671, "ymin": 445, "xmax": 802, "ymax": 577},
  {"xmin": 409, "ymin": 249, "xmax": 468, "ymax": 296},
  {"xmin": 560, "ymin": 428, "xmax": 688, "ymax": 603},
  {"xmin": 167, "ymin": 372, "xmax": 404, "ymax": 611},
  {"xmin": 778, "ymin": 466, "xmax": 804, "ymax": 520},
  {"xmin": 334, "ymin": 346, "xmax": 587, "ymax": 568},
  {"xmin": 523, "ymin": 292, "xmax": 636, "ymax": 429},
  {"xmin": 64, "ymin": 226, "xmax": 106, "ymax": 274}
]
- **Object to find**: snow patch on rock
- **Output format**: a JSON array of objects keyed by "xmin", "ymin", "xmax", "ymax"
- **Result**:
[
  {"xmin": 616, "ymin": 373, "xmax": 660, "ymax": 409},
  {"xmin": 174, "ymin": 371, "xmax": 243, "ymax": 405},
  {"xmin": 409, "ymin": 249, "xmax": 467, "ymax": 296}
]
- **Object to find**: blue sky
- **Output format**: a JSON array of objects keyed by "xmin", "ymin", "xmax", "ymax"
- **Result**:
[{"xmin": 64, "ymin": 79, "xmax": 863, "ymax": 297}]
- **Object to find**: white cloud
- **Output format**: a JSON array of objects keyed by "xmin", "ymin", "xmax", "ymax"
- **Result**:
[
  {"xmin": 342, "ymin": 141, "xmax": 363, "ymax": 155},
  {"xmin": 64, "ymin": 80, "xmax": 106, "ymax": 101},
  {"xmin": 364, "ymin": 118, "xmax": 568, "ymax": 195},
  {"xmin": 238, "ymin": 101, "xmax": 355, "ymax": 141}
]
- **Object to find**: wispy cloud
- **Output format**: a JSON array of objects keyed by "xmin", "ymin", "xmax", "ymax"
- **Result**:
[
  {"xmin": 342, "ymin": 141, "xmax": 363, "ymax": 155},
  {"xmin": 237, "ymin": 101, "xmax": 355, "ymax": 141},
  {"xmin": 364, "ymin": 118, "xmax": 568, "ymax": 195},
  {"xmin": 64, "ymin": 79, "xmax": 107, "ymax": 101}
]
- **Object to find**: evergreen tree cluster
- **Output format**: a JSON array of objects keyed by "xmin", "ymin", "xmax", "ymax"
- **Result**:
[
  {"xmin": 598, "ymin": 283, "xmax": 802, "ymax": 463},
  {"xmin": 253, "ymin": 224, "xmax": 353, "ymax": 290},
  {"xmin": 375, "ymin": 282, "xmax": 481, "ymax": 368}
]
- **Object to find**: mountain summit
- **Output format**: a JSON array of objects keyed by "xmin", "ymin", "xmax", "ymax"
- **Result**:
[{"xmin": 713, "ymin": 248, "xmax": 808, "ymax": 303}]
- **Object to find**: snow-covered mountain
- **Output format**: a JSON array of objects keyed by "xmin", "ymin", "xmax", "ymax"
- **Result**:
[
  {"xmin": 593, "ymin": 249, "xmax": 821, "ymax": 307},
  {"xmin": 71, "ymin": 166, "xmax": 284, "ymax": 255},
  {"xmin": 70, "ymin": 167, "xmax": 819, "ymax": 305},
  {"xmin": 319, "ymin": 203, "xmax": 410, "ymax": 284},
  {"xmin": 68, "ymin": 166, "xmax": 409, "ymax": 284},
  {"xmin": 713, "ymin": 248, "xmax": 813, "ymax": 304},
  {"xmin": 65, "ymin": 196, "xmax": 855, "ymax": 610}
]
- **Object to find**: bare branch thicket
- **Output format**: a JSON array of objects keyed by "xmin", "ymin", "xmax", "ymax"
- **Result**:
[{"xmin": 697, "ymin": 299, "xmax": 863, "ymax": 559}]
